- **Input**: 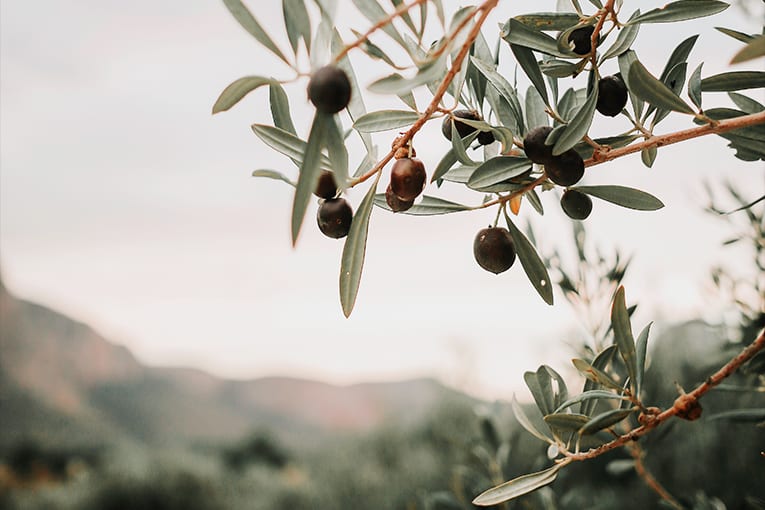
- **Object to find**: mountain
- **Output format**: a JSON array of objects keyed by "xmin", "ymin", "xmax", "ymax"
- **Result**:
[{"xmin": 0, "ymin": 278, "xmax": 473, "ymax": 451}]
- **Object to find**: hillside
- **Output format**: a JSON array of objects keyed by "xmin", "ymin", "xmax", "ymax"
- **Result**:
[{"xmin": 0, "ymin": 278, "xmax": 473, "ymax": 451}]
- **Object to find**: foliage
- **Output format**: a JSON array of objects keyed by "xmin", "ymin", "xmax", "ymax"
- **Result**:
[
  {"xmin": 211, "ymin": 0, "xmax": 765, "ymax": 506},
  {"xmin": 213, "ymin": 0, "xmax": 763, "ymax": 317}
]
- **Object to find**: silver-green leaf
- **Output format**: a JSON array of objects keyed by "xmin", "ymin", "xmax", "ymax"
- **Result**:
[
  {"xmin": 611, "ymin": 286, "xmax": 638, "ymax": 395},
  {"xmin": 291, "ymin": 112, "xmax": 330, "ymax": 245},
  {"xmin": 628, "ymin": 59, "xmax": 695, "ymax": 115},
  {"xmin": 573, "ymin": 185, "xmax": 664, "ymax": 211},
  {"xmin": 505, "ymin": 215, "xmax": 554, "ymax": 305},
  {"xmin": 251, "ymin": 124, "xmax": 332, "ymax": 170},
  {"xmin": 353, "ymin": 110, "xmax": 421, "ymax": 133},
  {"xmin": 213, "ymin": 76, "xmax": 277, "ymax": 114},
  {"xmin": 600, "ymin": 10, "xmax": 641, "ymax": 61},
  {"xmin": 283, "ymin": 0, "xmax": 311, "ymax": 55},
  {"xmin": 627, "ymin": 1, "xmax": 729, "ymax": 25},
  {"xmin": 553, "ymin": 390, "xmax": 630, "ymax": 414},
  {"xmin": 510, "ymin": 44, "xmax": 549, "ymax": 106},
  {"xmin": 325, "ymin": 116, "xmax": 349, "ymax": 189},
  {"xmin": 252, "ymin": 169, "xmax": 296, "ymax": 187},
  {"xmin": 339, "ymin": 175, "xmax": 379, "ymax": 317},
  {"xmin": 467, "ymin": 157, "xmax": 532, "ymax": 190},
  {"xmin": 701, "ymin": 71, "xmax": 765, "ymax": 92},
  {"xmin": 579, "ymin": 408, "xmax": 636, "ymax": 435},
  {"xmin": 635, "ymin": 322, "xmax": 652, "ymax": 397},
  {"xmin": 552, "ymin": 87, "xmax": 598, "ymax": 156},
  {"xmin": 688, "ymin": 62, "xmax": 704, "ymax": 110},
  {"xmin": 502, "ymin": 18, "xmax": 565, "ymax": 57},
  {"xmin": 513, "ymin": 12, "xmax": 581, "ymax": 32},
  {"xmin": 373, "ymin": 195, "xmax": 470, "ymax": 215},
  {"xmin": 473, "ymin": 465, "xmax": 561, "ymax": 506},
  {"xmin": 544, "ymin": 413, "xmax": 590, "ymax": 431},
  {"xmin": 512, "ymin": 396, "xmax": 553, "ymax": 443},
  {"xmin": 269, "ymin": 83, "xmax": 297, "ymax": 136},
  {"xmin": 222, "ymin": 0, "xmax": 290, "ymax": 64}
]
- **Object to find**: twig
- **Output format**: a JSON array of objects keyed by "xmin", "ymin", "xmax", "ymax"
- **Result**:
[
  {"xmin": 350, "ymin": 0, "xmax": 500, "ymax": 187},
  {"xmin": 470, "ymin": 175, "xmax": 547, "ymax": 210},
  {"xmin": 586, "ymin": 110, "xmax": 765, "ymax": 166},
  {"xmin": 628, "ymin": 443, "xmax": 684, "ymax": 510},
  {"xmin": 334, "ymin": 0, "xmax": 428, "ymax": 64},
  {"xmin": 564, "ymin": 328, "xmax": 765, "ymax": 461},
  {"xmin": 589, "ymin": 0, "xmax": 617, "ymax": 70}
]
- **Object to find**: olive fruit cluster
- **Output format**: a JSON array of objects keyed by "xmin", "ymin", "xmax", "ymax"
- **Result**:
[
  {"xmin": 473, "ymin": 227, "xmax": 516, "ymax": 274},
  {"xmin": 523, "ymin": 126, "xmax": 585, "ymax": 187},
  {"xmin": 314, "ymin": 171, "xmax": 353, "ymax": 239},
  {"xmin": 386, "ymin": 158, "xmax": 426, "ymax": 213},
  {"xmin": 441, "ymin": 110, "xmax": 495, "ymax": 146},
  {"xmin": 307, "ymin": 65, "xmax": 351, "ymax": 114}
]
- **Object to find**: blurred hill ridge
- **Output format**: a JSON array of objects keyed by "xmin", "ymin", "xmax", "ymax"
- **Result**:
[{"xmin": 0, "ymin": 277, "xmax": 474, "ymax": 451}]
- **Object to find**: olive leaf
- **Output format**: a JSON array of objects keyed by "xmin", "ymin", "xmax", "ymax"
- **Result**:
[
  {"xmin": 252, "ymin": 169, "xmax": 296, "ymax": 187},
  {"xmin": 573, "ymin": 185, "xmax": 664, "ymax": 211},
  {"xmin": 554, "ymin": 390, "xmax": 630, "ymax": 414},
  {"xmin": 627, "ymin": 0, "xmax": 728, "ymax": 25},
  {"xmin": 374, "ymin": 195, "xmax": 470, "ymax": 215},
  {"xmin": 467, "ymin": 157, "xmax": 532, "ymax": 190},
  {"xmin": 213, "ymin": 76, "xmax": 278, "ymax": 114},
  {"xmin": 688, "ymin": 62, "xmax": 704, "ymax": 110},
  {"xmin": 544, "ymin": 413, "xmax": 590, "ymax": 431},
  {"xmin": 701, "ymin": 71, "xmax": 765, "ymax": 92},
  {"xmin": 251, "ymin": 124, "xmax": 332, "ymax": 170},
  {"xmin": 611, "ymin": 286, "xmax": 638, "ymax": 395},
  {"xmin": 634, "ymin": 322, "xmax": 653, "ymax": 397},
  {"xmin": 505, "ymin": 214, "xmax": 554, "ymax": 305},
  {"xmin": 502, "ymin": 18, "xmax": 566, "ymax": 57},
  {"xmin": 579, "ymin": 408, "xmax": 636, "ymax": 435},
  {"xmin": 628, "ymin": 59, "xmax": 695, "ymax": 115},
  {"xmin": 510, "ymin": 43, "xmax": 549, "ymax": 106},
  {"xmin": 552, "ymin": 86, "xmax": 598, "ymax": 156},
  {"xmin": 353, "ymin": 110, "xmax": 421, "ymax": 132},
  {"xmin": 269, "ymin": 83, "xmax": 297, "ymax": 136},
  {"xmin": 473, "ymin": 465, "xmax": 561, "ymax": 506},
  {"xmin": 600, "ymin": 9, "xmax": 641, "ymax": 61},
  {"xmin": 512, "ymin": 396, "xmax": 553, "ymax": 443},
  {"xmin": 291, "ymin": 112, "xmax": 331, "ymax": 245},
  {"xmin": 283, "ymin": 0, "xmax": 312, "ymax": 55},
  {"xmin": 339, "ymin": 174, "xmax": 380, "ymax": 317},
  {"xmin": 513, "ymin": 12, "xmax": 581, "ymax": 32},
  {"xmin": 222, "ymin": 0, "xmax": 290, "ymax": 64}
]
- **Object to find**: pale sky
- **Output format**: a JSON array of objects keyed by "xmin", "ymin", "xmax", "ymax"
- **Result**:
[{"xmin": 1, "ymin": 0, "xmax": 763, "ymax": 399}]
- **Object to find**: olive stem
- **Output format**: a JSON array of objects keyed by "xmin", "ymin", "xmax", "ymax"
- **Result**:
[
  {"xmin": 560, "ymin": 328, "xmax": 765, "ymax": 462},
  {"xmin": 589, "ymin": 0, "xmax": 617, "ymax": 69},
  {"xmin": 583, "ymin": 135, "xmax": 604, "ymax": 151},
  {"xmin": 627, "ymin": 443, "xmax": 684, "ymax": 510},
  {"xmin": 586, "ymin": 110, "xmax": 765, "ymax": 166},
  {"xmin": 334, "ymin": 0, "xmax": 429, "ymax": 64},
  {"xmin": 471, "ymin": 175, "xmax": 548, "ymax": 211},
  {"xmin": 349, "ymin": 0, "xmax": 500, "ymax": 187},
  {"xmin": 492, "ymin": 202, "xmax": 504, "ymax": 227}
]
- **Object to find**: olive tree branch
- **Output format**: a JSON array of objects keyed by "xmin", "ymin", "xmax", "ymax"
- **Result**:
[
  {"xmin": 589, "ymin": 0, "xmax": 617, "ymax": 70},
  {"xmin": 562, "ymin": 327, "xmax": 765, "ymax": 462},
  {"xmin": 465, "ymin": 111, "xmax": 764, "ymax": 213},
  {"xmin": 586, "ymin": 110, "xmax": 765, "ymax": 167},
  {"xmin": 349, "ymin": 0, "xmax": 499, "ymax": 187},
  {"xmin": 334, "ymin": 0, "xmax": 429, "ymax": 64},
  {"xmin": 628, "ymin": 442, "xmax": 684, "ymax": 510}
]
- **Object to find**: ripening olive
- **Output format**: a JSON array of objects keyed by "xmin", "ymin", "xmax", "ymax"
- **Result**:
[{"xmin": 307, "ymin": 65, "xmax": 351, "ymax": 114}]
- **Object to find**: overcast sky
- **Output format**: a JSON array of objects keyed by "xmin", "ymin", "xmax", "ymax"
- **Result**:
[{"xmin": 1, "ymin": 0, "xmax": 763, "ymax": 399}]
